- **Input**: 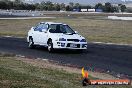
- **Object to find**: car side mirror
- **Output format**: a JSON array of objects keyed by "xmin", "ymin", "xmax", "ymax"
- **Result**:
[
  {"xmin": 42, "ymin": 29, "xmax": 47, "ymax": 33},
  {"xmin": 75, "ymin": 31, "xmax": 78, "ymax": 34}
]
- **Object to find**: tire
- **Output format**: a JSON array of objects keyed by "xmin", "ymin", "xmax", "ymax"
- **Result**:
[
  {"xmin": 28, "ymin": 38, "xmax": 35, "ymax": 49},
  {"xmin": 48, "ymin": 40, "xmax": 54, "ymax": 53}
]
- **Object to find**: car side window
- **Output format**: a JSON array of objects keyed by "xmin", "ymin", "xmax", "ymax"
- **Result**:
[
  {"xmin": 34, "ymin": 24, "xmax": 41, "ymax": 31},
  {"xmin": 34, "ymin": 24, "xmax": 48, "ymax": 32},
  {"xmin": 42, "ymin": 24, "xmax": 48, "ymax": 29}
]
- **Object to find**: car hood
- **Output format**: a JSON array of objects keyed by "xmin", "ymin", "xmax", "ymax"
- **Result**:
[{"xmin": 49, "ymin": 33, "xmax": 85, "ymax": 39}]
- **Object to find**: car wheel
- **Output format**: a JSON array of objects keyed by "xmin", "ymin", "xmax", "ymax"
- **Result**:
[
  {"xmin": 48, "ymin": 40, "xmax": 54, "ymax": 53},
  {"xmin": 28, "ymin": 38, "xmax": 35, "ymax": 49}
]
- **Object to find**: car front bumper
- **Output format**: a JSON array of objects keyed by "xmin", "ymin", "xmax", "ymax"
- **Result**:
[{"xmin": 53, "ymin": 41, "xmax": 87, "ymax": 50}]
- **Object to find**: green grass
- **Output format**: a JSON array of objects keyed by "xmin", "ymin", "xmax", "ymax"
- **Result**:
[
  {"xmin": 0, "ymin": 54, "xmax": 131, "ymax": 88},
  {"xmin": 0, "ymin": 17, "xmax": 132, "ymax": 44},
  {"xmin": 0, "ymin": 56, "xmax": 82, "ymax": 88}
]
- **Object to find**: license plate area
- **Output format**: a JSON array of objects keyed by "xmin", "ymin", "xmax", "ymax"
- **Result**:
[{"xmin": 70, "ymin": 44, "xmax": 77, "ymax": 48}]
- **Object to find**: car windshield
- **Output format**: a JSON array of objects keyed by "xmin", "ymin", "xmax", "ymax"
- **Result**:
[{"xmin": 49, "ymin": 24, "xmax": 75, "ymax": 34}]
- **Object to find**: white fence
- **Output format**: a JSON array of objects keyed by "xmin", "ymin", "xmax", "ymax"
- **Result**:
[
  {"xmin": 0, "ymin": 10, "xmax": 43, "ymax": 16},
  {"xmin": 108, "ymin": 16, "xmax": 132, "ymax": 21}
]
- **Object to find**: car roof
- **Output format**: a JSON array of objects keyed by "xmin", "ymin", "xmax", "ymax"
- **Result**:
[{"xmin": 40, "ymin": 22, "xmax": 66, "ymax": 25}]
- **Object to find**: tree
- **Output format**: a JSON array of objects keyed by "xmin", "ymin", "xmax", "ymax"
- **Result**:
[
  {"xmin": 34, "ymin": 3, "xmax": 40, "ymax": 10},
  {"xmin": 69, "ymin": 2, "xmax": 74, "ymax": 7},
  {"xmin": 104, "ymin": 2, "xmax": 112, "ymax": 12},
  {"xmin": 66, "ymin": 5, "xmax": 72, "ymax": 11},
  {"xmin": 118, "ymin": 4, "xmax": 127, "ymax": 12},
  {"xmin": 81, "ymin": 5, "xmax": 92, "ymax": 9},
  {"xmin": 69, "ymin": 2, "xmax": 74, "ymax": 10},
  {"xmin": 74, "ymin": 3, "xmax": 80, "ymax": 10},
  {"xmin": 0, "ymin": 1, "xmax": 7, "ymax": 9},
  {"xmin": 7, "ymin": 1, "xmax": 14, "ymax": 9},
  {"xmin": 54, "ymin": 3, "xmax": 60, "ymax": 11},
  {"xmin": 121, "ymin": 5, "xmax": 126, "ymax": 12},
  {"xmin": 45, "ymin": 1, "xmax": 54, "ymax": 11},
  {"xmin": 95, "ymin": 3, "xmax": 103, "ymax": 9},
  {"xmin": 60, "ymin": 3, "xmax": 65, "ymax": 10},
  {"xmin": 38, "ymin": 1, "xmax": 54, "ymax": 11},
  {"xmin": 75, "ymin": 3, "xmax": 80, "ymax": 7},
  {"xmin": 15, "ymin": 0, "xmax": 21, "ymax": 3}
]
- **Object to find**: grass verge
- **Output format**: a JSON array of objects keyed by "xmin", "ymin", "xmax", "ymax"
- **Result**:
[
  {"xmin": 0, "ymin": 53, "xmax": 131, "ymax": 88},
  {"xmin": 0, "ymin": 56, "xmax": 81, "ymax": 88}
]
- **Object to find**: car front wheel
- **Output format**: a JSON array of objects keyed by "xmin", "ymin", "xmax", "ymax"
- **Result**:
[
  {"xmin": 48, "ymin": 40, "xmax": 54, "ymax": 53},
  {"xmin": 28, "ymin": 38, "xmax": 35, "ymax": 49}
]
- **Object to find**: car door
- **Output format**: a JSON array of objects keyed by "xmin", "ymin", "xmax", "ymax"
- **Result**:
[
  {"xmin": 38, "ymin": 23, "xmax": 48, "ymax": 45},
  {"xmin": 32, "ymin": 24, "xmax": 42, "ymax": 44}
]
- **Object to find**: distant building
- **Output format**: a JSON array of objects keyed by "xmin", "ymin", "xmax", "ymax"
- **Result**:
[
  {"xmin": 88, "ymin": 9, "xmax": 95, "ymax": 12},
  {"xmin": 81, "ymin": 9, "xmax": 87, "ymax": 12},
  {"xmin": 95, "ymin": 9, "xmax": 103, "ymax": 12},
  {"xmin": 73, "ymin": 9, "xmax": 80, "ymax": 12},
  {"xmin": 80, "ymin": 9, "xmax": 96, "ymax": 12}
]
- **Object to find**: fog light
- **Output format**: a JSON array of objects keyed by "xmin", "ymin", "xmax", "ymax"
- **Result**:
[
  {"xmin": 82, "ymin": 44, "xmax": 87, "ymax": 48},
  {"xmin": 61, "ymin": 43, "xmax": 65, "ymax": 47}
]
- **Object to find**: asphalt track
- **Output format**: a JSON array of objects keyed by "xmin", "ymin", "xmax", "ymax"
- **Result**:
[{"xmin": 0, "ymin": 37, "xmax": 132, "ymax": 78}]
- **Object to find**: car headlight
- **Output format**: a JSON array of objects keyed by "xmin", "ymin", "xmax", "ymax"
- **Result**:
[
  {"xmin": 80, "ymin": 39, "xmax": 86, "ymax": 42},
  {"xmin": 59, "ymin": 38, "xmax": 66, "ymax": 41}
]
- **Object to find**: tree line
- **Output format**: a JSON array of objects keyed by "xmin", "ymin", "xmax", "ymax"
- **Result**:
[
  {"xmin": 0, "ymin": 0, "xmax": 127, "ymax": 12},
  {"xmin": 95, "ymin": 3, "xmax": 127, "ymax": 12}
]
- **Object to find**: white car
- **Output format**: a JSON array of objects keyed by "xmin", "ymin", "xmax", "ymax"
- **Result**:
[{"xmin": 27, "ymin": 22, "xmax": 87, "ymax": 52}]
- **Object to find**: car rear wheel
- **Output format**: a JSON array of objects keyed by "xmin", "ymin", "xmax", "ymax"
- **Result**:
[
  {"xmin": 48, "ymin": 40, "xmax": 54, "ymax": 53},
  {"xmin": 28, "ymin": 38, "xmax": 35, "ymax": 49}
]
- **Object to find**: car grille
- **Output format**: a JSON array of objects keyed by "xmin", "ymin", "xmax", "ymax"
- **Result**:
[
  {"xmin": 67, "ymin": 43, "xmax": 80, "ymax": 48},
  {"xmin": 67, "ymin": 39, "xmax": 79, "ymax": 42}
]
